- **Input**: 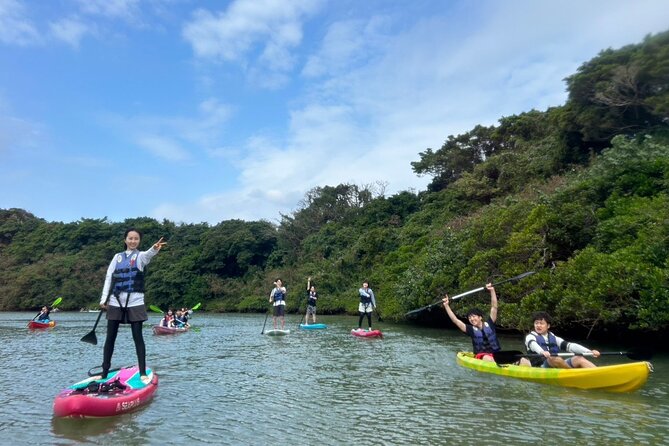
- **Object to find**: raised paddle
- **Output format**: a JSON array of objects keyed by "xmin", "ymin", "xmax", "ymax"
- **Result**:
[
  {"xmin": 492, "ymin": 349, "xmax": 653, "ymax": 365},
  {"xmin": 405, "ymin": 271, "xmax": 536, "ymax": 317},
  {"xmin": 149, "ymin": 304, "xmax": 164, "ymax": 314},
  {"xmin": 32, "ymin": 297, "xmax": 62, "ymax": 321}
]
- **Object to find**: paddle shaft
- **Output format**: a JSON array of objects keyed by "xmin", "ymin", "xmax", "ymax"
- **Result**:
[
  {"xmin": 32, "ymin": 297, "xmax": 62, "ymax": 321},
  {"xmin": 80, "ymin": 293, "xmax": 111, "ymax": 344},
  {"xmin": 493, "ymin": 349, "xmax": 651, "ymax": 364},
  {"xmin": 405, "ymin": 271, "xmax": 535, "ymax": 316},
  {"xmin": 261, "ymin": 308, "xmax": 270, "ymax": 334}
]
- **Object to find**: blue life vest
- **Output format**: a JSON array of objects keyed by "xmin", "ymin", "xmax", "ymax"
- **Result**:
[
  {"xmin": 359, "ymin": 290, "xmax": 372, "ymax": 304},
  {"xmin": 273, "ymin": 289, "xmax": 285, "ymax": 302},
  {"xmin": 530, "ymin": 331, "xmax": 560, "ymax": 354},
  {"xmin": 112, "ymin": 251, "xmax": 145, "ymax": 294},
  {"xmin": 308, "ymin": 291, "xmax": 317, "ymax": 306},
  {"xmin": 471, "ymin": 322, "xmax": 501, "ymax": 353}
]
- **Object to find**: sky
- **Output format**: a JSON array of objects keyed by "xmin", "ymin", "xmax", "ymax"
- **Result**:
[{"xmin": 1, "ymin": 0, "xmax": 668, "ymax": 225}]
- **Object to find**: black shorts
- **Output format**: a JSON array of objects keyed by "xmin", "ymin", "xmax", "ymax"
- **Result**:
[
  {"xmin": 106, "ymin": 305, "xmax": 148, "ymax": 323},
  {"xmin": 273, "ymin": 305, "xmax": 285, "ymax": 317}
]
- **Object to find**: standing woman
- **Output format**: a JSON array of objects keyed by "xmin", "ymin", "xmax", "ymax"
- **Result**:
[
  {"xmin": 357, "ymin": 281, "xmax": 376, "ymax": 331},
  {"xmin": 98, "ymin": 229, "xmax": 166, "ymax": 383}
]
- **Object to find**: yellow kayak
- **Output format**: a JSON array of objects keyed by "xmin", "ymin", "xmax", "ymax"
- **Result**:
[{"xmin": 456, "ymin": 352, "xmax": 652, "ymax": 393}]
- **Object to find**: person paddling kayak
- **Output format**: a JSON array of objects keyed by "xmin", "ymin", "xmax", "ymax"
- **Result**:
[
  {"xmin": 442, "ymin": 283, "xmax": 529, "ymax": 365},
  {"xmin": 36, "ymin": 305, "xmax": 51, "ymax": 322},
  {"xmin": 524, "ymin": 311, "xmax": 600, "ymax": 368}
]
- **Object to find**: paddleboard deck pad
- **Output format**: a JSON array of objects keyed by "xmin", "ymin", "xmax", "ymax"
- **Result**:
[
  {"xmin": 53, "ymin": 365, "xmax": 158, "ymax": 418},
  {"xmin": 299, "ymin": 323, "xmax": 327, "ymax": 330},
  {"xmin": 265, "ymin": 329, "xmax": 290, "ymax": 336},
  {"xmin": 351, "ymin": 329, "xmax": 383, "ymax": 338}
]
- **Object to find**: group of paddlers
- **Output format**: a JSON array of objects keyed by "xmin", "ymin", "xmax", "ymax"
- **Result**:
[
  {"xmin": 442, "ymin": 284, "xmax": 600, "ymax": 368},
  {"xmin": 159, "ymin": 307, "xmax": 193, "ymax": 328},
  {"xmin": 268, "ymin": 277, "xmax": 378, "ymax": 331}
]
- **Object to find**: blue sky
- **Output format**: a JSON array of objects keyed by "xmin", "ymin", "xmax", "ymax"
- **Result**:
[{"xmin": 1, "ymin": 0, "xmax": 668, "ymax": 224}]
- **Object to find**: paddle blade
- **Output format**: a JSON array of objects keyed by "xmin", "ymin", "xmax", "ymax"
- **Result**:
[
  {"xmin": 149, "ymin": 305, "xmax": 164, "ymax": 314},
  {"xmin": 625, "ymin": 349, "xmax": 653, "ymax": 361},
  {"xmin": 80, "ymin": 330, "xmax": 98, "ymax": 345},
  {"xmin": 492, "ymin": 350, "xmax": 525, "ymax": 365},
  {"xmin": 52, "ymin": 297, "xmax": 63, "ymax": 308},
  {"xmin": 191, "ymin": 302, "xmax": 201, "ymax": 311}
]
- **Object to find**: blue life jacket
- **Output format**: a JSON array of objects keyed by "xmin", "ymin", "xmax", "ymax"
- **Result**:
[
  {"xmin": 531, "ymin": 331, "xmax": 560, "ymax": 354},
  {"xmin": 359, "ymin": 290, "xmax": 372, "ymax": 304},
  {"xmin": 273, "ymin": 289, "xmax": 285, "ymax": 302},
  {"xmin": 112, "ymin": 251, "xmax": 145, "ymax": 294},
  {"xmin": 471, "ymin": 322, "xmax": 501, "ymax": 353},
  {"xmin": 308, "ymin": 291, "xmax": 317, "ymax": 306}
]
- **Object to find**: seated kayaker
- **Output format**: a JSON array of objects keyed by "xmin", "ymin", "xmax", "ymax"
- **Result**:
[
  {"xmin": 524, "ymin": 311, "xmax": 600, "ymax": 368},
  {"xmin": 37, "ymin": 306, "xmax": 50, "ymax": 322},
  {"xmin": 442, "ymin": 284, "xmax": 530, "ymax": 365},
  {"xmin": 174, "ymin": 310, "xmax": 189, "ymax": 328},
  {"xmin": 160, "ymin": 310, "xmax": 175, "ymax": 328}
]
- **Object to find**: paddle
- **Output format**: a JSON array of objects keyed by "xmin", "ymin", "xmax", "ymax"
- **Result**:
[
  {"xmin": 374, "ymin": 305, "xmax": 383, "ymax": 322},
  {"xmin": 81, "ymin": 294, "xmax": 113, "ymax": 345},
  {"xmin": 32, "ymin": 297, "xmax": 62, "ymax": 321},
  {"xmin": 492, "ymin": 349, "xmax": 653, "ymax": 365},
  {"xmin": 405, "ymin": 271, "xmax": 536, "ymax": 317},
  {"xmin": 261, "ymin": 307, "xmax": 270, "ymax": 334}
]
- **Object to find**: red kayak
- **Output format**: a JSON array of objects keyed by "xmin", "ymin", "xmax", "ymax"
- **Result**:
[
  {"xmin": 152, "ymin": 325, "xmax": 189, "ymax": 335},
  {"xmin": 28, "ymin": 320, "xmax": 56, "ymax": 329},
  {"xmin": 53, "ymin": 366, "xmax": 158, "ymax": 418},
  {"xmin": 351, "ymin": 328, "xmax": 383, "ymax": 338}
]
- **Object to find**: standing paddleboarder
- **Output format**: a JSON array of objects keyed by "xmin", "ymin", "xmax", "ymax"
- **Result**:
[
  {"xmin": 357, "ymin": 281, "xmax": 376, "ymax": 331},
  {"xmin": 269, "ymin": 278, "xmax": 287, "ymax": 330},
  {"xmin": 97, "ymin": 228, "xmax": 166, "ymax": 384},
  {"xmin": 304, "ymin": 277, "xmax": 318, "ymax": 325}
]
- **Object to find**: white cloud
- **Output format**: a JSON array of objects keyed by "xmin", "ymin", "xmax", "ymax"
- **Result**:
[
  {"xmin": 135, "ymin": 135, "xmax": 190, "ymax": 162},
  {"xmin": 0, "ymin": 0, "xmax": 39, "ymax": 45},
  {"xmin": 182, "ymin": 0, "xmax": 323, "ymax": 86},
  {"xmin": 155, "ymin": 0, "xmax": 669, "ymax": 224},
  {"xmin": 49, "ymin": 16, "xmax": 92, "ymax": 47},
  {"xmin": 100, "ymin": 97, "xmax": 233, "ymax": 163},
  {"xmin": 75, "ymin": 0, "xmax": 141, "ymax": 22}
]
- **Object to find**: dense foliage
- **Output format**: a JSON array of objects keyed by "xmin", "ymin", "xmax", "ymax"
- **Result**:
[{"xmin": 2, "ymin": 31, "xmax": 668, "ymax": 337}]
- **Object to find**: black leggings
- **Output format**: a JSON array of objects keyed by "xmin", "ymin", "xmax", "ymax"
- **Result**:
[
  {"xmin": 102, "ymin": 320, "xmax": 146, "ymax": 377},
  {"xmin": 358, "ymin": 312, "xmax": 372, "ymax": 329}
]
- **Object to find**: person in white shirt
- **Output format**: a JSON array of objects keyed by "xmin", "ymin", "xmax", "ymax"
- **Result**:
[
  {"xmin": 98, "ymin": 228, "xmax": 165, "ymax": 383},
  {"xmin": 525, "ymin": 311, "xmax": 600, "ymax": 368}
]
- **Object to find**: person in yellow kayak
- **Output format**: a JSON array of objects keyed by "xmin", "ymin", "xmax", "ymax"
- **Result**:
[
  {"xmin": 442, "ymin": 283, "xmax": 530, "ymax": 365},
  {"xmin": 524, "ymin": 311, "xmax": 600, "ymax": 368}
]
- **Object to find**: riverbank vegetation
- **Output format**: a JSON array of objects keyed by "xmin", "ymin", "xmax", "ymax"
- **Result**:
[{"xmin": 1, "ymin": 31, "xmax": 667, "ymax": 338}]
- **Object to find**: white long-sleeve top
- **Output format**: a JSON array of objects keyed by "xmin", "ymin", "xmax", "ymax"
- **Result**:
[
  {"xmin": 100, "ymin": 247, "xmax": 159, "ymax": 308},
  {"xmin": 525, "ymin": 331, "xmax": 593, "ymax": 355}
]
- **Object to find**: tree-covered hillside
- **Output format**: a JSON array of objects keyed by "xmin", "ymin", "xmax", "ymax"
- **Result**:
[{"xmin": 2, "ymin": 30, "xmax": 667, "ymax": 338}]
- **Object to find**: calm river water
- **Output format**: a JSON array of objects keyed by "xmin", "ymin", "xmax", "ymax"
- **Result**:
[{"xmin": 1, "ymin": 311, "xmax": 667, "ymax": 445}]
